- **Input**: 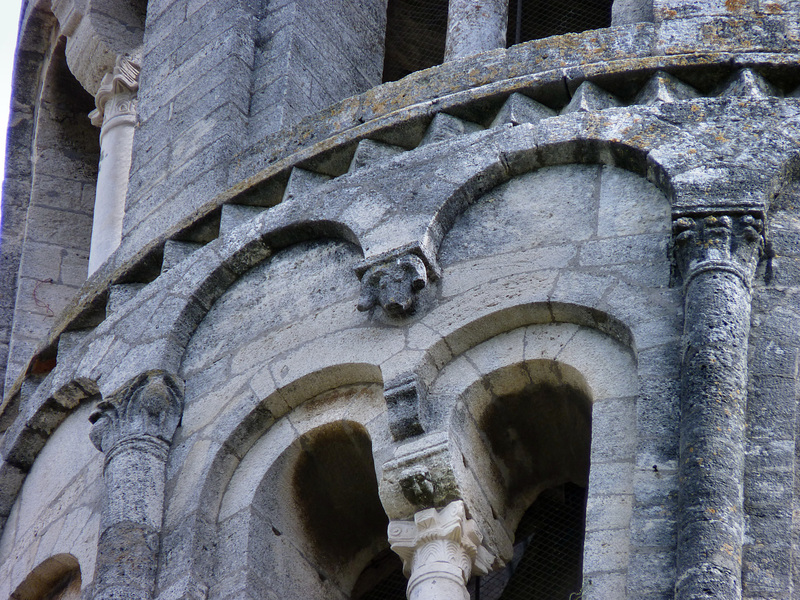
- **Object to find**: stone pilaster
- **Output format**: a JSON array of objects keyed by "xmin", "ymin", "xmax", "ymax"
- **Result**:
[
  {"xmin": 444, "ymin": 0, "xmax": 508, "ymax": 61},
  {"xmin": 89, "ymin": 371, "xmax": 183, "ymax": 600},
  {"xmin": 672, "ymin": 212, "xmax": 764, "ymax": 600},
  {"xmin": 388, "ymin": 501, "xmax": 495, "ymax": 600},
  {"xmin": 88, "ymin": 54, "xmax": 139, "ymax": 275}
]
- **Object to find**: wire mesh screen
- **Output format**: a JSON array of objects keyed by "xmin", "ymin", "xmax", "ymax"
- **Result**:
[
  {"xmin": 355, "ymin": 483, "xmax": 587, "ymax": 600},
  {"xmin": 383, "ymin": 0, "xmax": 449, "ymax": 82},
  {"xmin": 383, "ymin": 0, "xmax": 614, "ymax": 81},
  {"xmin": 471, "ymin": 483, "xmax": 587, "ymax": 600},
  {"xmin": 507, "ymin": 0, "xmax": 613, "ymax": 46}
]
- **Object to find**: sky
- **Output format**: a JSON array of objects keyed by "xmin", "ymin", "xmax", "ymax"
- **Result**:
[{"xmin": 0, "ymin": 0, "xmax": 25, "ymax": 187}]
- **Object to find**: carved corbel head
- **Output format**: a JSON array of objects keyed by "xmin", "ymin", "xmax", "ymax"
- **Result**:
[{"xmin": 357, "ymin": 253, "xmax": 429, "ymax": 317}]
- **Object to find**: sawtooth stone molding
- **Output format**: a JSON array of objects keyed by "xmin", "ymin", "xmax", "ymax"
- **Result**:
[
  {"xmin": 672, "ymin": 211, "xmax": 765, "ymax": 600},
  {"xmin": 388, "ymin": 500, "xmax": 496, "ymax": 600}
]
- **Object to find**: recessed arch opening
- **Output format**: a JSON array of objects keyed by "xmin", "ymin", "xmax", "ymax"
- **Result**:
[
  {"xmin": 216, "ymin": 408, "xmax": 392, "ymax": 600},
  {"xmin": 11, "ymin": 554, "xmax": 81, "ymax": 600}
]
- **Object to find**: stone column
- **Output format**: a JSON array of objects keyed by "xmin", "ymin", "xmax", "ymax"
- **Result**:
[
  {"xmin": 88, "ymin": 371, "xmax": 183, "ymax": 600},
  {"xmin": 672, "ymin": 212, "xmax": 764, "ymax": 600},
  {"xmin": 388, "ymin": 500, "xmax": 495, "ymax": 600},
  {"xmin": 444, "ymin": 0, "xmax": 508, "ymax": 61},
  {"xmin": 88, "ymin": 55, "xmax": 139, "ymax": 275}
]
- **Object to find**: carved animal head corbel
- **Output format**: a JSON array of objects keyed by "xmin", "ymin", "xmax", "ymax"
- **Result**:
[{"xmin": 357, "ymin": 253, "xmax": 429, "ymax": 317}]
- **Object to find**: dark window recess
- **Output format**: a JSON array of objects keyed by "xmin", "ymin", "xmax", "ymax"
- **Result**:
[
  {"xmin": 382, "ymin": 0, "xmax": 449, "ymax": 82},
  {"xmin": 352, "ymin": 483, "xmax": 587, "ymax": 600},
  {"xmin": 469, "ymin": 483, "xmax": 587, "ymax": 600},
  {"xmin": 353, "ymin": 549, "xmax": 407, "ymax": 600},
  {"xmin": 507, "ymin": 0, "xmax": 613, "ymax": 46}
]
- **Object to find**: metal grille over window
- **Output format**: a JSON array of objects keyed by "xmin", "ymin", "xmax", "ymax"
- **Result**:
[
  {"xmin": 354, "ymin": 483, "xmax": 587, "ymax": 600},
  {"xmin": 469, "ymin": 483, "xmax": 587, "ymax": 600},
  {"xmin": 383, "ymin": 0, "xmax": 449, "ymax": 82},
  {"xmin": 506, "ymin": 0, "xmax": 613, "ymax": 46}
]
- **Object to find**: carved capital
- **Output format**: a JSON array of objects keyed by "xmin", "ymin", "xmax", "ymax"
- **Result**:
[
  {"xmin": 89, "ymin": 371, "xmax": 183, "ymax": 455},
  {"xmin": 89, "ymin": 54, "xmax": 140, "ymax": 128},
  {"xmin": 388, "ymin": 501, "xmax": 495, "ymax": 591},
  {"xmin": 357, "ymin": 253, "xmax": 429, "ymax": 317},
  {"xmin": 673, "ymin": 211, "xmax": 764, "ymax": 288}
]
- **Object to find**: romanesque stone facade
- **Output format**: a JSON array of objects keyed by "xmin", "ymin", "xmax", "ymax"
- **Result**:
[{"xmin": 1, "ymin": 1, "xmax": 799, "ymax": 599}]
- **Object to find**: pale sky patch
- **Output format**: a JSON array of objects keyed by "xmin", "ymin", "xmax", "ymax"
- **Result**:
[{"xmin": 1, "ymin": 0, "xmax": 25, "ymax": 188}]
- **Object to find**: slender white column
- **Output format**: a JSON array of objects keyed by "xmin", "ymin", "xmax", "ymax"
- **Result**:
[
  {"xmin": 444, "ymin": 0, "xmax": 508, "ymax": 61},
  {"xmin": 388, "ymin": 501, "xmax": 495, "ymax": 600},
  {"xmin": 88, "ymin": 55, "xmax": 139, "ymax": 275}
]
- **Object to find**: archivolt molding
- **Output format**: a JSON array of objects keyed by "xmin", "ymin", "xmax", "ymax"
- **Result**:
[{"xmin": 164, "ymin": 377, "xmax": 388, "ymax": 600}]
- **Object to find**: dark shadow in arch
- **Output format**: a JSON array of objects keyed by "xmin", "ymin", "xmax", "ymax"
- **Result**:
[{"xmin": 11, "ymin": 554, "xmax": 81, "ymax": 600}]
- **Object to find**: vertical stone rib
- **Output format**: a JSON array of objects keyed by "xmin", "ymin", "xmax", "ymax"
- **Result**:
[
  {"xmin": 89, "ymin": 371, "xmax": 184, "ymax": 600},
  {"xmin": 673, "ymin": 213, "xmax": 764, "ymax": 600},
  {"xmin": 444, "ymin": 0, "xmax": 508, "ymax": 61}
]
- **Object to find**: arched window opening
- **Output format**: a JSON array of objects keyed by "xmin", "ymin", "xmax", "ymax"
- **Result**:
[
  {"xmin": 352, "ymin": 548, "xmax": 407, "ymax": 600},
  {"xmin": 382, "ymin": 0, "xmax": 449, "ymax": 82},
  {"xmin": 11, "ymin": 554, "xmax": 81, "ymax": 600},
  {"xmin": 468, "ymin": 483, "xmax": 587, "ymax": 600},
  {"xmin": 506, "ymin": 0, "xmax": 613, "ymax": 46},
  {"xmin": 237, "ymin": 417, "xmax": 391, "ymax": 598},
  {"xmin": 6, "ymin": 35, "xmax": 100, "ymax": 391}
]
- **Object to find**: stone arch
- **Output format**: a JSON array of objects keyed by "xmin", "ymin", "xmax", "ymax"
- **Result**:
[
  {"xmin": 157, "ymin": 363, "xmax": 387, "ymax": 599},
  {"xmin": 213, "ymin": 388, "xmax": 392, "ymax": 599},
  {"xmin": 427, "ymin": 137, "xmax": 672, "ymax": 262},
  {"xmin": 430, "ymin": 322, "xmax": 637, "ymax": 590},
  {"xmin": 10, "ymin": 554, "xmax": 81, "ymax": 600},
  {"xmin": 0, "ymin": 400, "xmax": 102, "ymax": 598},
  {"xmin": 5, "ymin": 31, "xmax": 100, "ymax": 394}
]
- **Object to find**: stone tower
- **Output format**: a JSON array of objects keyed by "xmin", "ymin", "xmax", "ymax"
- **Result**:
[{"xmin": 0, "ymin": 0, "xmax": 799, "ymax": 599}]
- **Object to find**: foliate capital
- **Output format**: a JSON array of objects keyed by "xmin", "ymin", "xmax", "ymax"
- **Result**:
[
  {"xmin": 672, "ymin": 211, "xmax": 764, "ymax": 287},
  {"xmin": 388, "ymin": 500, "xmax": 495, "ymax": 583},
  {"xmin": 89, "ymin": 54, "xmax": 140, "ymax": 127},
  {"xmin": 89, "ymin": 371, "xmax": 183, "ymax": 455}
]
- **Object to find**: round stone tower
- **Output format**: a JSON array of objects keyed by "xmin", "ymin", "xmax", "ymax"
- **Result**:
[{"xmin": 1, "ymin": 1, "xmax": 799, "ymax": 599}]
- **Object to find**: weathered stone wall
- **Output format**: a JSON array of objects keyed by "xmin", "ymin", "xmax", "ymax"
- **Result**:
[
  {"xmin": 742, "ymin": 173, "xmax": 800, "ymax": 599},
  {"xmin": 5, "ymin": 35, "xmax": 99, "ymax": 394},
  {"xmin": 1, "ymin": 2, "xmax": 800, "ymax": 599},
  {"xmin": 0, "ymin": 403, "xmax": 103, "ymax": 599}
]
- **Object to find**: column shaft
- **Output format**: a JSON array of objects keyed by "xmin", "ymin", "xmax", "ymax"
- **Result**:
[
  {"xmin": 445, "ymin": 0, "xmax": 508, "ymax": 61},
  {"xmin": 89, "ymin": 372, "xmax": 183, "ymax": 600},
  {"xmin": 88, "ymin": 55, "xmax": 139, "ymax": 275},
  {"xmin": 673, "ymin": 213, "xmax": 763, "ymax": 600}
]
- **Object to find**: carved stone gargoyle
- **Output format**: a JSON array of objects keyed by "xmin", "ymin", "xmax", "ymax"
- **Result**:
[{"xmin": 357, "ymin": 253, "xmax": 428, "ymax": 317}]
